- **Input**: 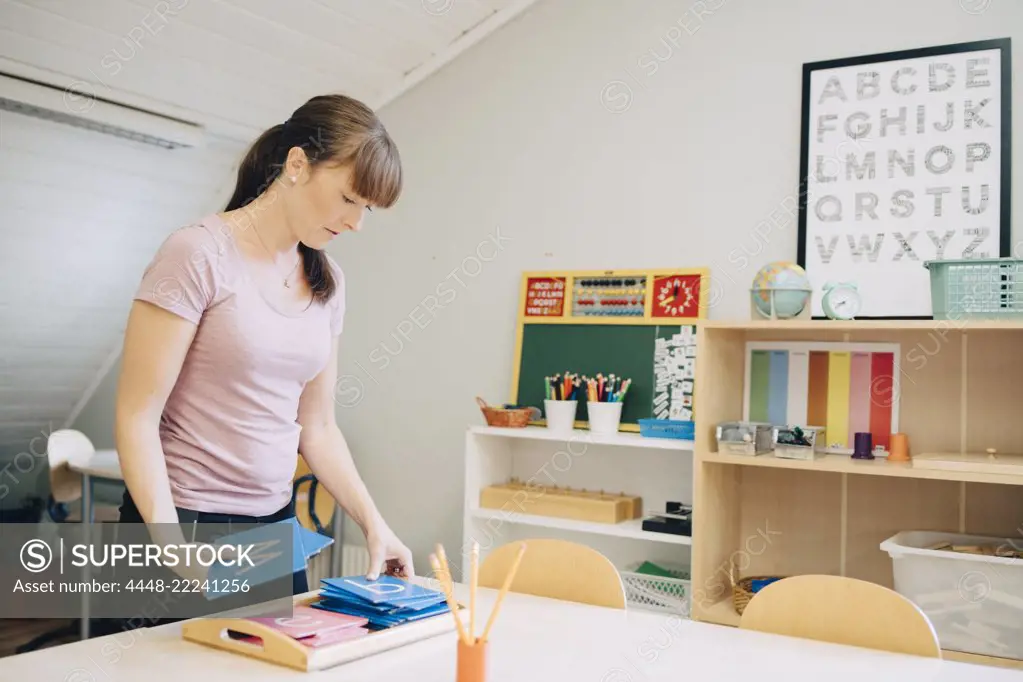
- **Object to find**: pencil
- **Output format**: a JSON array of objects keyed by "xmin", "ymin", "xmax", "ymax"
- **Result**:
[
  {"xmin": 430, "ymin": 550, "xmax": 469, "ymax": 645},
  {"xmin": 470, "ymin": 540, "xmax": 479, "ymax": 642},
  {"xmin": 480, "ymin": 542, "xmax": 527, "ymax": 643}
]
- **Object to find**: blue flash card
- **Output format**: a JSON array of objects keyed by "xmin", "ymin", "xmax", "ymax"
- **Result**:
[
  {"xmin": 292, "ymin": 519, "xmax": 334, "ymax": 558},
  {"xmin": 203, "ymin": 521, "xmax": 296, "ymax": 599},
  {"xmin": 319, "ymin": 590, "xmax": 446, "ymax": 613},
  {"xmin": 311, "ymin": 599, "xmax": 449, "ymax": 629},
  {"xmin": 320, "ymin": 575, "xmax": 441, "ymax": 605},
  {"xmin": 203, "ymin": 519, "xmax": 332, "ymax": 599},
  {"xmin": 319, "ymin": 583, "xmax": 446, "ymax": 611}
]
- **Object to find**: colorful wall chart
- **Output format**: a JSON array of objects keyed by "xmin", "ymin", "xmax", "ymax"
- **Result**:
[{"xmin": 742, "ymin": 342, "xmax": 900, "ymax": 454}]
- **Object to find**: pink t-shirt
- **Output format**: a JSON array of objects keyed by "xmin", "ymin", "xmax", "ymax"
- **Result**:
[{"xmin": 133, "ymin": 214, "xmax": 345, "ymax": 516}]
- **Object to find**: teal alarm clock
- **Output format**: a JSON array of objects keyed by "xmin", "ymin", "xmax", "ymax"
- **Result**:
[{"xmin": 821, "ymin": 281, "xmax": 861, "ymax": 320}]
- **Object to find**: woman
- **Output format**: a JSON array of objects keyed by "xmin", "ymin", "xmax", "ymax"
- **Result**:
[{"xmin": 114, "ymin": 94, "xmax": 413, "ymax": 594}]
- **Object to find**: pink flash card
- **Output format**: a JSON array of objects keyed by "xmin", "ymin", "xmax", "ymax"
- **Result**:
[
  {"xmin": 299, "ymin": 625, "xmax": 371, "ymax": 648},
  {"xmin": 247, "ymin": 605, "xmax": 368, "ymax": 639}
]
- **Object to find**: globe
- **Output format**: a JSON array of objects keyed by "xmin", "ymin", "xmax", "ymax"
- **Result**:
[{"xmin": 752, "ymin": 262, "xmax": 812, "ymax": 319}]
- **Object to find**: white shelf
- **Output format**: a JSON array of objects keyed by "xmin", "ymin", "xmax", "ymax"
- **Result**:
[
  {"xmin": 468, "ymin": 425, "xmax": 693, "ymax": 451},
  {"xmin": 469, "ymin": 508, "xmax": 692, "ymax": 546}
]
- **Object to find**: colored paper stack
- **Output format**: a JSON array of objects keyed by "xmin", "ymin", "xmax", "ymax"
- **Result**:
[
  {"xmin": 313, "ymin": 576, "xmax": 451, "ymax": 629},
  {"xmin": 243, "ymin": 604, "xmax": 369, "ymax": 648}
]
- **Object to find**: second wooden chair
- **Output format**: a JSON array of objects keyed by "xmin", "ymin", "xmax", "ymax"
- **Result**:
[
  {"xmin": 738, "ymin": 574, "xmax": 941, "ymax": 658},
  {"xmin": 478, "ymin": 538, "xmax": 627, "ymax": 609}
]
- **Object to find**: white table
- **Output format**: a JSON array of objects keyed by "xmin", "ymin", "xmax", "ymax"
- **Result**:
[
  {"xmin": 0, "ymin": 583, "xmax": 1016, "ymax": 681},
  {"xmin": 67, "ymin": 449, "xmax": 123, "ymax": 641}
]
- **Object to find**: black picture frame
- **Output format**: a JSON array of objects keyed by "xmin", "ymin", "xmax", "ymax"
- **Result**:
[{"xmin": 797, "ymin": 38, "xmax": 1012, "ymax": 319}]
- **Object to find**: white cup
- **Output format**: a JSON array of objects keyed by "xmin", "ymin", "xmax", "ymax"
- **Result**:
[
  {"xmin": 587, "ymin": 401, "xmax": 623, "ymax": 435},
  {"xmin": 544, "ymin": 400, "xmax": 578, "ymax": 434}
]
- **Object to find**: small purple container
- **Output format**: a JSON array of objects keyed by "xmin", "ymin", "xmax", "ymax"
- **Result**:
[{"xmin": 852, "ymin": 432, "xmax": 874, "ymax": 460}]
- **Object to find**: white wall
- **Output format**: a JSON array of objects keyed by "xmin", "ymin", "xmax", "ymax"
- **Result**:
[
  {"xmin": 0, "ymin": 104, "xmax": 243, "ymax": 508},
  {"xmin": 329, "ymin": 0, "xmax": 1023, "ymax": 576}
]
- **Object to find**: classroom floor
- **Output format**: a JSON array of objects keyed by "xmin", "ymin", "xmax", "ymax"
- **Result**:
[{"xmin": 0, "ymin": 619, "xmax": 78, "ymax": 658}]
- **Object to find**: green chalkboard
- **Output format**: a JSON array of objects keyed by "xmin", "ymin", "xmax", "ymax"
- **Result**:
[{"xmin": 512, "ymin": 323, "xmax": 694, "ymax": 429}]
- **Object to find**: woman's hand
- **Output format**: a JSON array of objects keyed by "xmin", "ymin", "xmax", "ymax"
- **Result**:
[{"xmin": 364, "ymin": 519, "xmax": 414, "ymax": 580}]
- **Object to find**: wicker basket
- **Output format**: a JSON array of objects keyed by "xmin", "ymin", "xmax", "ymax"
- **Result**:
[
  {"xmin": 477, "ymin": 397, "xmax": 535, "ymax": 428},
  {"xmin": 730, "ymin": 560, "xmax": 785, "ymax": 615}
]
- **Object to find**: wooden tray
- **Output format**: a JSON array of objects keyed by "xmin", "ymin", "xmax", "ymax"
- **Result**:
[
  {"xmin": 912, "ymin": 451, "xmax": 1023, "ymax": 476},
  {"xmin": 181, "ymin": 594, "xmax": 463, "ymax": 672},
  {"xmin": 480, "ymin": 482, "xmax": 642, "ymax": 524}
]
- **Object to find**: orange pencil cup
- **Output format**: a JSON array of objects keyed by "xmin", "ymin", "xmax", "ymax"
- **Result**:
[
  {"xmin": 888, "ymin": 433, "xmax": 910, "ymax": 462},
  {"xmin": 457, "ymin": 637, "xmax": 489, "ymax": 682}
]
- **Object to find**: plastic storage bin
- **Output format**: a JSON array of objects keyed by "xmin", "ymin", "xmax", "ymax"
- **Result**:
[
  {"xmin": 620, "ymin": 562, "xmax": 691, "ymax": 616},
  {"xmin": 925, "ymin": 258, "xmax": 1023, "ymax": 320},
  {"xmin": 638, "ymin": 419, "xmax": 694, "ymax": 440},
  {"xmin": 880, "ymin": 530, "xmax": 1023, "ymax": 660}
]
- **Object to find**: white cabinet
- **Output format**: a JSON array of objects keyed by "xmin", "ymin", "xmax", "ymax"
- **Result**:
[{"xmin": 460, "ymin": 425, "xmax": 694, "ymax": 608}]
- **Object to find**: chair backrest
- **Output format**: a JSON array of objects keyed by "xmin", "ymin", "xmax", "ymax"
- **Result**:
[
  {"xmin": 478, "ymin": 538, "xmax": 626, "ymax": 609},
  {"xmin": 738, "ymin": 574, "xmax": 941, "ymax": 658},
  {"xmin": 292, "ymin": 455, "xmax": 335, "ymax": 536},
  {"xmin": 47, "ymin": 429, "xmax": 95, "ymax": 505},
  {"xmin": 47, "ymin": 429, "xmax": 94, "ymax": 469}
]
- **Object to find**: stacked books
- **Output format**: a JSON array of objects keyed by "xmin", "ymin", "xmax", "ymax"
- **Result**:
[
  {"xmin": 312, "ymin": 576, "xmax": 451, "ymax": 629},
  {"xmin": 243, "ymin": 605, "xmax": 369, "ymax": 648}
]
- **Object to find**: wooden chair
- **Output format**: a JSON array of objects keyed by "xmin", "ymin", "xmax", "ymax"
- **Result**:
[
  {"xmin": 738, "ymin": 574, "xmax": 941, "ymax": 658},
  {"xmin": 292, "ymin": 455, "xmax": 337, "ymax": 585},
  {"xmin": 478, "ymin": 539, "xmax": 627, "ymax": 609},
  {"xmin": 292, "ymin": 455, "xmax": 336, "ymax": 536}
]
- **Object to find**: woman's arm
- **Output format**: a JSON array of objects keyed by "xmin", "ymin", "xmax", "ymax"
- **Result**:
[
  {"xmin": 297, "ymin": 336, "xmax": 414, "ymax": 579},
  {"xmin": 114, "ymin": 301, "xmax": 196, "ymax": 534}
]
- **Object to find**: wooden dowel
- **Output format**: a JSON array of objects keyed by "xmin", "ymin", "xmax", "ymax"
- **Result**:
[
  {"xmin": 470, "ymin": 541, "xmax": 479, "ymax": 642},
  {"xmin": 480, "ymin": 542, "xmax": 527, "ymax": 643},
  {"xmin": 429, "ymin": 552, "xmax": 469, "ymax": 645}
]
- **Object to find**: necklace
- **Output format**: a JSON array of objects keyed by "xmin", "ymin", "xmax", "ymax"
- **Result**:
[{"xmin": 252, "ymin": 225, "xmax": 302, "ymax": 288}]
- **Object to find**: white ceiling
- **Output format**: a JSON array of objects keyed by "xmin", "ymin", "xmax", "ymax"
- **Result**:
[
  {"xmin": 0, "ymin": 0, "xmax": 541, "ymax": 461},
  {"xmin": 0, "ymin": 0, "xmax": 539, "ymax": 137}
]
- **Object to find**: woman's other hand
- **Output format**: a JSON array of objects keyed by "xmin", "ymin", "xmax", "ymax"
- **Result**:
[{"xmin": 365, "ymin": 520, "xmax": 414, "ymax": 580}]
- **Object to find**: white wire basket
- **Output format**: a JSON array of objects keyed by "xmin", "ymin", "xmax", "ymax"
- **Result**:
[{"xmin": 621, "ymin": 562, "xmax": 691, "ymax": 616}]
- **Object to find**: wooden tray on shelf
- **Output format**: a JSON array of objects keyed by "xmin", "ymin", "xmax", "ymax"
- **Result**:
[
  {"xmin": 181, "ymin": 593, "xmax": 463, "ymax": 672},
  {"xmin": 912, "ymin": 451, "xmax": 1023, "ymax": 477},
  {"xmin": 480, "ymin": 481, "xmax": 643, "ymax": 524}
]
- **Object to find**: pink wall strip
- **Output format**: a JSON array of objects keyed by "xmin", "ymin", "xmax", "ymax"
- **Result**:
[{"xmin": 847, "ymin": 352, "xmax": 871, "ymax": 446}]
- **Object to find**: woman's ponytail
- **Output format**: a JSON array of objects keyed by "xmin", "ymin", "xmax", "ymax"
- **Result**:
[{"xmin": 225, "ymin": 124, "xmax": 285, "ymax": 212}]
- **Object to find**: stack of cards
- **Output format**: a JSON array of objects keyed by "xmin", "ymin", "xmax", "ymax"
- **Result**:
[
  {"xmin": 313, "ymin": 576, "xmax": 451, "ymax": 629},
  {"xmin": 241, "ymin": 605, "xmax": 369, "ymax": 648}
]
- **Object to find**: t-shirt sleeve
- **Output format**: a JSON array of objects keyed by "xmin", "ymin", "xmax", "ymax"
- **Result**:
[
  {"xmin": 134, "ymin": 226, "xmax": 219, "ymax": 324},
  {"xmin": 328, "ymin": 257, "xmax": 346, "ymax": 336}
]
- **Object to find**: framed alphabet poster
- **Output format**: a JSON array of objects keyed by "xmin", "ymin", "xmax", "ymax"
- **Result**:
[{"xmin": 797, "ymin": 38, "xmax": 1012, "ymax": 318}]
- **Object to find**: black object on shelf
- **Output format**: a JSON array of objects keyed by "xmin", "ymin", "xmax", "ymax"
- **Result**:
[
  {"xmin": 642, "ymin": 501, "xmax": 692, "ymax": 537},
  {"xmin": 665, "ymin": 501, "xmax": 692, "ymax": 516}
]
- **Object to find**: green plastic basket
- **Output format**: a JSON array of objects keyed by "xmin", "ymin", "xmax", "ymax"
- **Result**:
[{"xmin": 925, "ymin": 258, "xmax": 1023, "ymax": 320}]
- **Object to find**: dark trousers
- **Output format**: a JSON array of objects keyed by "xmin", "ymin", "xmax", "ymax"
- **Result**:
[{"xmin": 92, "ymin": 490, "xmax": 309, "ymax": 636}]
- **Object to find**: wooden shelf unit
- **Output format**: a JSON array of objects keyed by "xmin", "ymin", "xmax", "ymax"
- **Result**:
[{"xmin": 690, "ymin": 319, "xmax": 1023, "ymax": 666}]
